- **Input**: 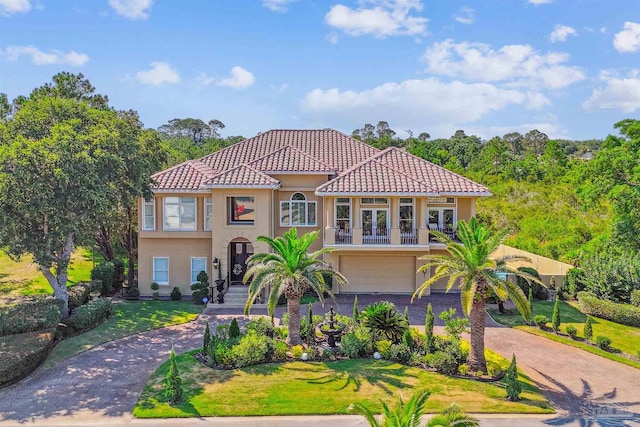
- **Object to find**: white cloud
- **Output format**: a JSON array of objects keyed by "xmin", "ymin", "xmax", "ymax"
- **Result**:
[
  {"xmin": 325, "ymin": 0, "xmax": 428, "ymax": 38},
  {"xmin": 528, "ymin": 0, "xmax": 553, "ymax": 4},
  {"xmin": 613, "ymin": 22, "xmax": 640, "ymax": 53},
  {"xmin": 300, "ymin": 78, "xmax": 550, "ymax": 135},
  {"xmin": 583, "ymin": 70, "xmax": 640, "ymax": 113},
  {"xmin": 550, "ymin": 25, "xmax": 577, "ymax": 43},
  {"xmin": 3, "ymin": 45, "xmax": 88, "ymax": 66},
  {"xmin": 0, "ymin": 0, "xmax": 30, "ymax": 15},
  {"xmin": 453, "ymin": 6, "xmax": 474, "ymax": 25},
  {"xmin": 216, "ymin": 66, "xmax": 255, "ymax": 89},
  {"xmin": 136, "ymin": 62, "xmax": 180, "ymax": 85},
  {"xmin": 196, "ymin": 72, "xmax": 214, "ymax": 86},
  {"xmin": 327, "ymin": 32, "xmax": 340, "ymax": 44},
  {"xmin": 108, "ymin": 0, "xmax": 152, "ymax": 20},
  {"xmin": 262, "ymin": 0, "xmax": 296, "ymax": 12},
  {"xmin": 423, "ymin": 39, "xmax": 585, "ymax": 89}
]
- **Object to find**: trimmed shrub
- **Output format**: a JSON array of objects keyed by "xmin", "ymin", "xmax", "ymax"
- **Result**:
[
  {"xmin": 68, "ymin": 281, "xmax": 102, "ymax": 310},
  {"xmin": 91, "ymin": 263, "xmax": 115, "ymax": 295},
  {"xmin": 291, "ymin": 345, "xmax": 304, "ymax": 358},
  {"xmin": 565, "ymin": 325, "xmax": 577, "ymax": 339},
  {"xmin": 516, "ymin": 266, "xmax": 546, "ymax": 300},
  {"xmin": 231, "ymin": 330, "xmax": 270, "ymax": 367},
  {"xmin": 353, "ymin": 295, "xmax": 359, "ymax": 321},
  {"xmin": 203, "ymin": 323, "xmax": 211, "ymax": 351},
  {"xmin": 246, "ymin": 317, "xmax": 276, "ymax": 338},
  {"xmin": 533, "ymin": 315, "xmax": 548, "ymax": 329},
  {"xmin": 584, "ymin": 316, "xmax": 593, "ymax": 342},
  {"xmin": 505, "ymin": 354, "xmax": 522, "ymax": 401},
  {"xmin": 150, "ymin": 282, "xmax": 160, "ymax": 300},
  {"xmin": 0, "ymin": 330, "xmax": 56, "ymax": 387},
  {"xmin": 340, "ymin": 333, "xmax": 361, "ymax": 358},
  {"xmin": 596, "ymin": 336, "xmax": 612, "ymax": 351},
  {"xmin": 170, "ymin": 287, "xmax": 182, "ymax": 301},
  {"xmin": 577, "ymin": 292, "xmax": 640, "ymax": 327},
  {"xmin": 229, "ymin": 318, "xmax": 241, "ymax": 339},
  {"xmin": 65, "ymin": 298, "xmax": 114, "ymax": 335},
  {"xmin": 426, "ymin": 351, "xmax": 458, "ymax": 375},
  {"xmin": 631, "ymin": 290, "xmax": 640, "ymax": 307},
  {"xmin": 375, "ymin": 339, "xmax": 392, "ymax": 358},
  {"xmin": 402, "ymin": 329, "xmax": 414, "ymax": 350},
  {"xmin": 165, "ymin": 347, "xmax": 183, "ymax": 404},
  {"xmin": 272, "ymin": 340, "xmax": 289, "ymax": 361},
  {"xmin": 387, "ymin": 343, "xmax": 412, "ymax": 363},
  {"xmin": 190, "ymin": 271, "xmax": 209, "ymax": 304},
  {"xmin": 0, "ymin": 297, "xmax": 63, "ymax": 336},
  {"xmin": 425, "ymin": 303, "xmax": 434, "ymax": 353},
  {"xmin": 551, "ymin": 294, "xmax": 561, "ymax": 333}
]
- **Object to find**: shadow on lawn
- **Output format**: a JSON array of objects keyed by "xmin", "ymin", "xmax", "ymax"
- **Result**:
[{"xmin": 532, "ymin": 370, "xmax": 640, "ymax": 426}]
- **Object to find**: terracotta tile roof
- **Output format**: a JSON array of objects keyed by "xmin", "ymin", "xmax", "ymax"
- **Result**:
[
  {"xmin": 204, "ymin": 164, "xmax": 280, "ymax": 189},
  {"xmin": 199, "ymin": 129, "xmax": 377, "ymax": 174},
  {"xmin": 151, "ymin": 160, "xmax": 217, "ymax": 190},
  {"xmin": 316, "ymin": 147, "xmax": 491, "ymax": 196},
  {"xmin": 248, "ymin": 145, "xmax": 335, "ymax": 174}
]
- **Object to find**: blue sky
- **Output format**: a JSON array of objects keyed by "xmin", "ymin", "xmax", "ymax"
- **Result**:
[{"xmin": 2, "ymin": 0, "xmax": 640, "ymax": 141}]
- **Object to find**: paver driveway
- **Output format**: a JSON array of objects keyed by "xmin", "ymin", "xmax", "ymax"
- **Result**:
[{"xmin": 0, "ymin": 294, "xmax": 639, "ymax": 426}]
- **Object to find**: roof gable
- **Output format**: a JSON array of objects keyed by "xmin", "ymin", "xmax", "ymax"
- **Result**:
[
  {"xmin": 151, "ymin": 160, "xmax": 217, "ymax": 191},
  {"xmin": 248, "ymin": 145, "xmax": 335, "ymax": 174},
  {"xmin": 204, "ymin": 164, "xmax": 280, "ymax": 189}
]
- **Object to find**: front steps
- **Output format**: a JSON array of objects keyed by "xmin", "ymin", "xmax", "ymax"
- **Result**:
[{"xmin": 207, "ymin": 285, "xmax": 267, "ymax": 309}]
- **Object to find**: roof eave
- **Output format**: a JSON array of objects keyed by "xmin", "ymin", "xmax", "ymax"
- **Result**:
[
  {"xmin": 204, "ymin": 184, "xmax": 281, "ymax": 189},
  {"xmin": 438, "ymin": 191, "xmax": 493, "ymax": 197},
  {"xmin": 314, "ymin": 191, "xmax": 440, "ymax": 197}
]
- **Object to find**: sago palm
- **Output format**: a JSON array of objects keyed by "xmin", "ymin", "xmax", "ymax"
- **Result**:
[
  {"xmin": 413, "ymin": 218, "xmax": 541, "ymax": 373},
  {"xmin": 243, "ymin": 228, "xmax": 347, "ymax": 345},
  {"xmin": 348, "ymin": 389, "xmax": 479, "ymax": 427}
]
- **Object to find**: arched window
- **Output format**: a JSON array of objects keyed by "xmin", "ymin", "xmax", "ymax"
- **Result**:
[{"xmin": 280, "ymin": 193, "xmax": 317, "ymax": 226}]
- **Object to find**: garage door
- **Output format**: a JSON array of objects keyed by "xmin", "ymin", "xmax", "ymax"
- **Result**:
[{"xmin": 339, "ymin": 255, "xmax": 415, "ymax": 293}]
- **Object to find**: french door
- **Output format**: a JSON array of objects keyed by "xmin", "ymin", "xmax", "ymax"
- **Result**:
[{"xmin": 361, "ymin": 209, "xmax": 388, "ymax": 242}]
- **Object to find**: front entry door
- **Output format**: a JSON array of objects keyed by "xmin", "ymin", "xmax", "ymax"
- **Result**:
[
  {"xmin": 361, "ymin": 209, "xmax": 388, "ymax": 241},
  {"xmin": 229, "ymin": 241, "xmax": 254, "ymax": 285}
]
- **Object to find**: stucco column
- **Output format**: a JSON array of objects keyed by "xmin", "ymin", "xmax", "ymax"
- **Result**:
[
  {"xmin": 352, "ymin": 197, "xmax": 362, "ymax": 245},
  {"xmin": 390, "ymin": 197, "xmax": 400, "ymax": 244},
  {"xmin": 324, "ymin": 197, "xmax": 335, "ymax": 244},
  {"xmin": 417, "ymin": 198, "xmax": 429, "ymax": 245},
  {"xmin": 415, "ymin": 256, "xmax": 430, "ymax": 295}
]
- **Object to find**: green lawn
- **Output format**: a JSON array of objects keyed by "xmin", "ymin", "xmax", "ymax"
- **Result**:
[
  {"xmin": 43, "ymin": 300, "xmax": 203, "ymax": 369},
  {"xmin": 0, "ymin": 248, "xmax": 97, "ymax": 297},
  {"xmin": 489, "ymin": 301, "xmax": 640, "ymax": 368},
  {"xmin": 133, "ymin": 352, "xmax": 552, "ymax": 418}
]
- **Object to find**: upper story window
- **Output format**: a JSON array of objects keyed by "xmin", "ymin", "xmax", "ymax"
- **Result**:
[
  {"xmin": 142, "ymin": 198, "xmax": 155, "ymax": 231},
  {"xmin": 281, "ymin": 192, "xmax": 316, "ymax": 226},
  {"xmin": 228, "ymin": 196, "xmax": 255, "ymax": 224},
  {"xmin": 361, "ymin": 197, "xmax": 388, "ymax": 205},
  {"xmin": 399, "ymin": 198, "xmax": 414, "ymax": 233},
  {"xmin": 163, "ymin": 197, "xmax": 196, "ymax": 231},
  {"xmin": 335, "ymin": 197, "xmax": 351, "ymax": 231},
  {"xmin": 428, "ymin": 208, "xmax": 455, "ymax": 231},
  {"xmin": 205, "ymin": 197, "xmax": 213, "ymax": 231},
  {"xmin": 427, "ymin": 197, "xmax": 455, "ymax": 204}
]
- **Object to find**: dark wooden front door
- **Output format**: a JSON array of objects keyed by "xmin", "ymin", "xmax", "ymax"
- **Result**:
[{"xmin": 229, "ymin": 241, "xmax": 254, "ymax": 285}]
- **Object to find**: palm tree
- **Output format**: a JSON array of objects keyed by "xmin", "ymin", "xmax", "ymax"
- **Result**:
[
  {"xmin": 413, "ymin": 218, "xmax": 541, "ymax": 373},
  {"xmin": 348, "ymin": 389, "xmax": 479, "ymax": 427},
  {"xmin": 243, "ymin": 228, "xmax": 347, "ymax": 345}
]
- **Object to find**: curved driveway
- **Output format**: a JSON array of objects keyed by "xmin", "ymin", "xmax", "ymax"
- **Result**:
[{"xmin": 0, "ymin": 295, "xmax": 639, "ymax": 426}]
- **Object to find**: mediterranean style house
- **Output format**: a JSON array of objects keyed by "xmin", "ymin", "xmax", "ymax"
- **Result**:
[{"xmin": 137, "ymin": 129, "xmax": 491, "ymax": 298}]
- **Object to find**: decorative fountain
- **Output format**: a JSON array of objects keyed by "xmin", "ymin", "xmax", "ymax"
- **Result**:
[{"xmin": 318, "ymin": 307, "xmax": 346, "ymax": 347}]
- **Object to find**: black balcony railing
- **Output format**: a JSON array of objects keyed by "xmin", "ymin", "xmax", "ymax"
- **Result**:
[
  {"xmin": 428, "ymin": 226, "xmax": 460, "ymax": 243},
  {"xmin": 335, "ymin": 228, "xmax": 352, "ymax": 244},
  {"xmin": 363, "ymin": 227, "xmax": 390, "ymax": 244},
  {"xmin": 400, "ymin": 229, "xmax": 418, "ymax": 245}
]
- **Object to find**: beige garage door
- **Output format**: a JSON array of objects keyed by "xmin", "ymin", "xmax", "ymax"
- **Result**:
[{"xmin": 340, "ymin": 255, "xmax": 415, "ymax": 293}]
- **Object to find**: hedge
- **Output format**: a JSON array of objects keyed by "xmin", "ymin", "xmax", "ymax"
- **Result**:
[
  {"xmin": 68, "ymin": 281, "xmax": 102, "ymax": 310},
  {"xmin": 64, "ymin": 298, "xmax": 114, "ymax": 336},
  {"xmin": 577, "ymin": 292, "xmax": 640, "ymax": 327},
  {"xmin": 0, "ymin": 297, "xmax": 63, "ymax": 337},
  {"xmin": 0, "ymin": 330, "xmax": 55, "ymax": 387}
]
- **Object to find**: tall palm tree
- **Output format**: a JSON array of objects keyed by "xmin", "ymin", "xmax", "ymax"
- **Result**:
[
  {"xmin": 413, "ymin": 218, "xmax": 541, "ymax": 373},
  {"xmin": 243, "ymin": 228, "xmax": 347, "ymax": 345},
  {"xmin": 348, "ymin": 389, "xmax": 479, "ymax": 427}
]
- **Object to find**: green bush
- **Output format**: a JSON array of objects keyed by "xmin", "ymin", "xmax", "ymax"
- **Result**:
[
  {"xmin": 0, "ymin": 297, "xmax": 63, "ymax": 336},
  {"xmin": 565, "ymin": 325, "xmax": 577, "ymax": 339},
  {"xmin": 112, "ymin": 259, "xmax": 125, "ymax": 289},
  {"xmin": 425, "ymin": 351, "xmax": 458, "ymax": 375},
  {"xmin": 533, "ymin": 315, "xmax": 548, "ymax": 328},
  {"xmin": 165, "ymin": 347, "xmax": 183, "ymax": 404},
  {"xmin": 505, "ymin": 354, "xmax": 522, "ymax": 401},
  {"xmin": 291, "ymin": 345, "xmax": 304, "ymax": 358},
  {"xmin": 229, "ymin": 318, "xmax": 241, "ymax": 339},
  {"xmin": 0, "ymin": 330, "xmax": 56, "ymax": 387},
  {"xmin": 584, "ymin": 316, "xmax": 593, "ymax": 342},
  {"xmin": 65, "ymin": 298, "xmax": 114, "ymax": 335},
  {"xmin": 566, "ymin": 268, "xmax": 586, "ymax": 299},
  {"xmin": 596, "ymin": 336, "xmax": 612, "ymax": 351},
  {"xmin": 578, "ymin": 292, "xmax": 640, "ymax": 327},
  {"xmin": 439, "ymin": 308, "xmax": 469, "ymax": 341},
  {"xmin": 551, "ymin": 295, "xmax": 561, "ymax": 333},
  {"xmin": 190, "ymin": 271, "xmax": 209, "ymax": 304},
  {"xmin": 375, "ymin": 339, "xmax": 392, "ymax": 358},
  {"xmin": 425, "ymin": 303, "xmax": 434, "ymax": 353},
  {"xmin": 340, "ymin": 333, "xmax": 361, "ymax": 358},
  {"xmin": 67, "ymin": 281, "xmax": 102, "ymax": 309},
  {"xmin": 387, "ymin": 343, "xmax": 411, "ymax": 363},
  {"xmin": 170, "ymin": 287, "xmax": 182, "ymax": 301},
  {"xmin": 247, "ymin": 317, "xmax": 275, "ymax": 338},
  {"xmin": 230, "ymin": 330, "xmax": 270, "ymax": 368},
  {"xmin": 150, "ymin": 282, "xmax": 160, "ymax": 300},
  {"xmin": 402, "ymin": 329, "xmax": 414, "ymax": 350},
  {"xmin": 631, "ymin": 290, "xmax": 640, "ymax": 307},
  {"xmin": 91, "ymin": 263, "xmax": 115, "ymax": 295},
  {"xmin": 516, "ymin": 266, "xmax": 546, "ymax": 300},
  {"xmin": 360, "ymin": 301, "xmax": 408, "ymax": 343},
  {"xmin": 272, "ymin": 340, "xmax": 289, "ymax": 361}
]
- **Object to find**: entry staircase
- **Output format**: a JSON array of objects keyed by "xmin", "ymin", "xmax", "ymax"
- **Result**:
[{"xmin": 207, "ymin": 285, "xmax": 267, "ymax": 309}]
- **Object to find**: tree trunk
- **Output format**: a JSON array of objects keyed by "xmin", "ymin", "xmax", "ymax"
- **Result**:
[
  {"xmin": 286, "ymin": 297, "xmax": 302, "ymax": 345},
  {"xmin": 467, "ymin": 298, "xmax": 487, "ymax": 374},
  {"xmin": 95, "ymin": 225, "xmax": 115, "ymax": 262},
  {"xmin": 40, "ymin": 233, "xmax": 74, "ymax": 320},
  {"xmin": 123, "ymin": 207, "xmax": 137, "ymax": 285}
]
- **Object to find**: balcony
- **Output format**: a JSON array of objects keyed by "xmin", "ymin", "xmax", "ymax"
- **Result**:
[
  {"xmin": 327, "ymin": 226, "xmax": 429, "ymax": 246},
  {"xmin": 428, "ymin": 226, "xmax": 460, "ymax": 243},
  {"xmin": 400, "ymin": 229, "xmax": 418, "ymax": 245},
  {"xmin": 335, "ymin": 228, "xmax": 352, "ymax": 244},
  {"xmin": 362, "ymin": 227, "xmax": 390, "ymax": 244}
]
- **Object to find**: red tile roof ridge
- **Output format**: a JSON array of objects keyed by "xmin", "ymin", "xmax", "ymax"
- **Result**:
[
  {"xmin": 204, "ymin": 163, "xmax": 280, "ymax": 187},
  {"xmin": 246, "ymin": 144, "xmax": 336, "ymax": 172}
]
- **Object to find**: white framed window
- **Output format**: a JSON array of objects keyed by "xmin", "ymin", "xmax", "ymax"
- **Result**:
[
  {"xmin": 428, "ymin": 208, "xmax": 456, "ymax": 231},
  {"xmin": 361, "ymin": 197, "xmax": 388, "ymax": 205},
  {"xmin": 190, "ymin": 257, "xmax": 207, "ymax": 284},
  {"xmin": 153, "ymin": 257, "xmax": 169, "ymax": 285},
  {"xmin": 399, "ymin": 198, "xmax": 414, "ymax": 233},
  {"xmin": 335, "ymin": 197, "xmax": 351, "ymax": 231},
  {"xmin": 142, "ymin": 198, "xmax": 155, "ymax": 231},
  {"xmin": 280, "ymin": 193, "xmax": 317, "ymax": 226},
  {"xmin": 163, "ymin": 197, "xmax": 196, "ymax": 231},
  {"xmin": 204, "ymin": 197, "xmax": 213, "ymax": 231}
]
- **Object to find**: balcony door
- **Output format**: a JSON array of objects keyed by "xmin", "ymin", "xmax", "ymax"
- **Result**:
[{"xmin": 361, "ymin": 209, "xmax": 388, "ymax": 241}]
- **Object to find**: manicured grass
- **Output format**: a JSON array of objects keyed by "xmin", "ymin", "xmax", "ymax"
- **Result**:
[
  {"xmin": 0, "ymin": 248, "xmax": 96, "ymax": 297},
  {"xmin": 489, "ymin": 301, "xmax": 640, "ymax": 369},
  {"xmin": 133, "ymin": 352, "xmax": 552, "ymax": 418},
  {"xmin": 43, "ymin": 300, "xmax": 203, "ymax": 369}
]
